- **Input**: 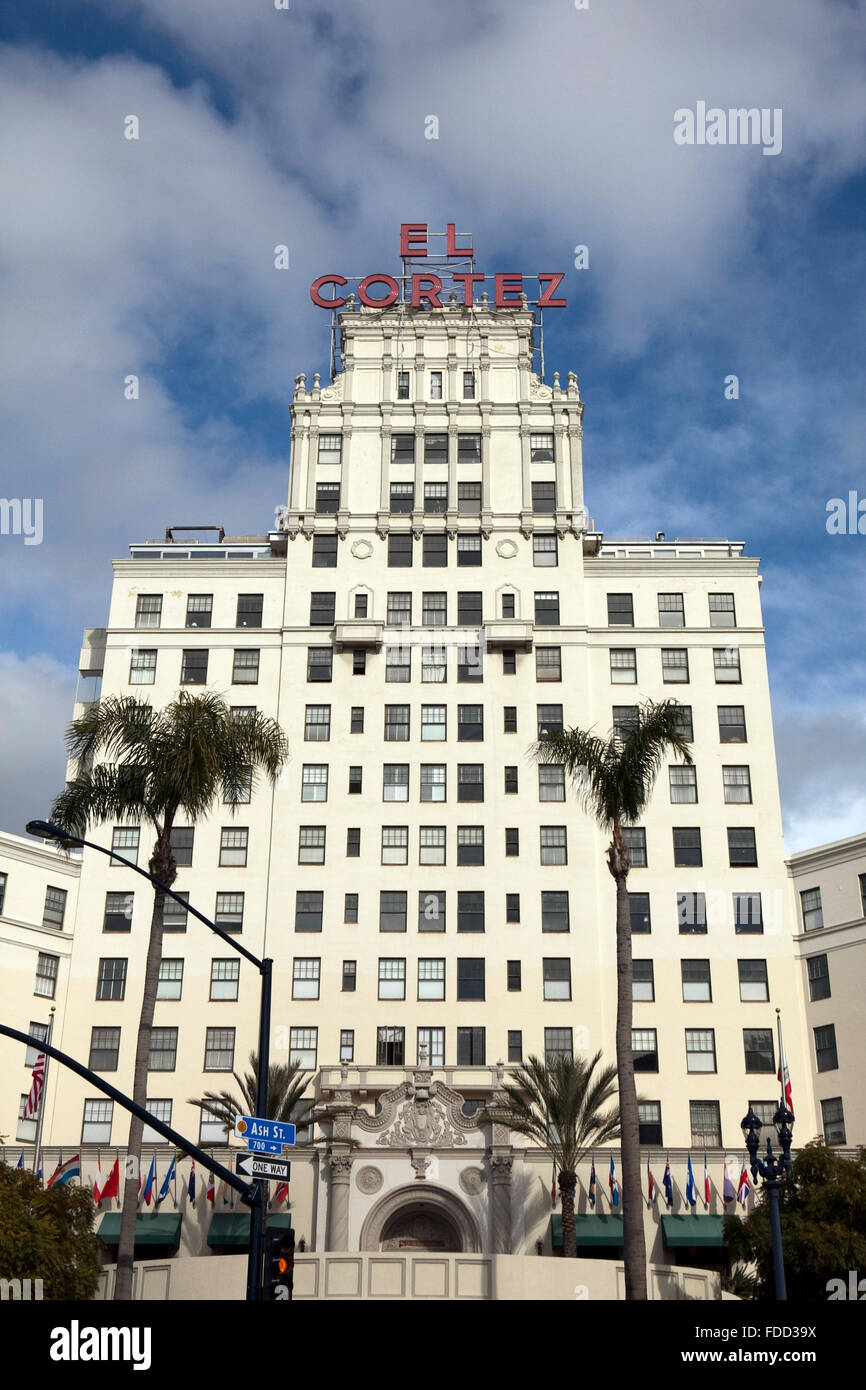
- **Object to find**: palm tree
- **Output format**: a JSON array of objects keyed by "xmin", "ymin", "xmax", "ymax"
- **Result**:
[
  {"xmin": 189, "ymin": 1052, "xmax": 313, "ymax": 1138},
  {"xmin": 50, "ymin": 692, "xmax": 288, "ymax": 1301},
  {"xmin": 484, "ymin": 1052, "xmax": 620, "ymax": 1258},
  {"xmin": 536, "ymin": 698, "xmax": 692, "ymax": 1298}
]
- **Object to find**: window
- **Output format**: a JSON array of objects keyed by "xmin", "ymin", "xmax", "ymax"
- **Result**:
[
  {"xmin": 386, "ymin": 646, "xmax": 411, "ymax": 682},
  {"xmin": 382, "ymin": 826, "xmax": 409, "ymax": 865},
  {"xmin": 682, "ymin": 960, "xmax": 711, "ymax": 1002},
  {"xmin": 429, "ymin": 371, "xmax": 443, "ymax": 399},
  {"xmin": 301, "ymin": 765, "xmax": 328, "ymax": 803},
  {"xmin": 457, "ymin": 592, "xmax": 482, "ymax": 626},
  {"xmin": 418, "ymin": 958, "xmax": 445, "ymax": 1000},
  {"xmin": 737, "ymin": 959, "xmax": 769, "ymax": 1002},
  {"xmin": 316, "ymin": 482, "xmax": 340, "ymax": 514},
  {"xmin": 718, "ymin": 705, "xmax": 747, "ymax": 743},
  {"xmin": 420, "ymin": 764, "xmax": 446, "ymax": 803},
  {"xmin": 169, "ymin": 827, "xmax": 194, "ymax": 867},
  {"xmin": 532, "ymin": 481, "xmax": 556, "ymax": 514},
  {"xmin": 96, "ymin": 958, "xmax": 127, "ymax": 1002},
  {"xmin": 505, "ymin": 828, "xmax": 519, "ymax": 857},
  {"xmin": 129, "ymin": 649, "xmax": 157, "ymax": 684},
  {"xmin": 612, "ymin": 705, "xmax": 639, "ymax": 740},
  {"xmin": 342, "ymin": 960, "xmax": 357, "ymax": 991},
  {"xmin": 388, "ymin": 533, "xmax": 413, "ymax": 568},
  {"xmin": 42, "ymin": 886, "xmax": 68, "ymax": 929},
  {"xmin": 669, "ymin": 766, "xmax": 697, "ymax": 803},
  {"xmin": 224, "ymin": 767, "xmax": 252, "ymax": 805},
  {"xmin": 690, "ymin": 1101, "xmax": 722, "ymax": 1148},
  {"xmin": 418, "ymin": 1027, "xmax": 445, "ymax": 1067},
  {"xmin": 289, "ymin": 1027, "xmax": 317, "ymax": 1069},
  {"xmin": 354, "ymin": 651, "xmax": 368, "ymax": 678},
  {"xmin": 662, "ymin": 648, "xmax": 689, "ymax": 683},
  {"xmin": 543, "ymin": 958, "xmax": 571, "ymax": 1000},
  {"xmin": 392, "ymin": 434, "xmax": 414, "ymax": 465},
  {"xmin": 709, "ymin": 593, "xmax": 736, "ymax": 627},
  {"xmin": 186, "ymin": 594, "xmax": 212, "ymax": 628},
  {"xmin": 354, "ymin": 593, "xmax": 368, "ymax": 618},
  {"xmin": 181, "ymin": 648, "xmax": 208, "ymax": 685},
  {"xmin": 501, "ymin": 593, "xmax": 516, "ymax": 619},
  {"xmin": 103, "ymin": 891, "xmax": 132, "ymax": 933},
  {"xmin": 305, "ymin": 705, "xmax": 331, "ymax": 741},
  {"xmin": 633, "ymin": 960, "xmax": 654, "ymax": 1002},
  {"xmin": 677, "ymin": 891, "xmax": 707, "ymax": 933},
  {"xmin": 457, "ymin": 704, "xmax": 483, "ymax": 741},
  {"xmin": 0, "ymin": 871, "xmax": 5, "ymax": 914},
  {"xmin": 534, "ymin": 591, "xmax": 560, "ymax": 625},
  {"xmin": 633, "ymin": 1028, "xmax": 659, "ymax": 1072},
  {"xmin": 821, "ymin": 1097, "xmax": 846, "ymax": 1146},
  {"xmin": 312, "ymin": 534, "xmax": 337, "ymax": 568},
  {"xmin": 457, "ymin": 535, "xmax": 482, "ymax": 567},
  {"xmin": 203, "ymin": 1027, "xmax": 235, "ymax": 1071},
  {"xmin": 396, "ymin": 370, "xmax": 410, "ymax": 399},
  {"xmin": 318, "ymin": 435, "xmax": 342, "ymax": 465},
  {"xmin": 350, "ymin": 706, "xmax": 364, "ymax": 734},
  {"xmin": 347, "ymin": 824, "xmax": 362, "ymax": 853},
  {"xmin": 376, "ymin": 1025, "xmax": 407, "ymax": 1066},
  {"xmin": 462, "ymin": 370, "xmax": 475, "ymax": 399},
  {"xmin": 82, "ymin": 1099, "xmax": 113, "ymax": 1145},
  {"xmin": 807, "ymin": 954, "xmax": 830, "ymax": 1001},
  {"xmin": 298, "ymin": 826, "xmax": 326, "ymax": 865},
  {"xmin": 390, "ymin": 482, "xmax": 414, "ymax": 514},
  {"xmin": 530, "ymin": 433, "xmax": 553, "ymax": 462},
  {"xmin": 422, "ymin": 533, "xmax": 448, "ymax": 567},
  {"xmin": 419, "ymin": 890, "xmax": 446, "ymax": 931},
  {"xmin": 457, "ymin": 764, "xmax": 484, "ymax": 803},
  {"xmin": 418, "ymin": 707, "xmax": 445, "ymax": 745},
  {"xmin": 35, "ymin": 952, "xmax": 59, "ymax": 998},
  {"xmin": 458, "ymin": 433, "xmax": 481, "ymax": 462},
  {"xmin": 673, "ymin": 827, "xmax": 702, "ymax": 867},
  {"xmin": 289, "ymin": 958, "xmax": 320, "ymax": 1001},
  {"xmin": 540, "ymin": 827, "xmax": 568, "ymax": 866},
  {"xmin": 533, "ymin": 533, "xmax": 558, "ymax": 567},
  {"xmin": 236, "ymin": 594, "xmax": 263, "ymax": 629},
  {"xmin": 457, "ymin": 643, "xmax": 482, "ymax": 682},
  {"xmin": 142, "ymin": 1098, "xmax": 172, "ymax": 1145},
  {"xmin": 149, "ymin": 1027, "xmax": 178, "ymax": 1071},
  {"xmin": 457, "ymin": 958, "xmax": 485, "ymax": 999},
  {"xmin": 219, "ymin": 827, "xmax": 248, "ymax": 867},
  {"xmin": 508, "ymin": 1030, "xmax": 522, "ymax": 1063},
  {"xmin": 674, "ymin": 705, "xmax": 694, "ymax": 742},
  {"xmin": 536, "ymin": 647, "xmax": 562, "ymax": 683},
  {"xmin": 135, "ymin": 594, "xmax": 162, "ymax": 628},
  {"xmin": 425, "ymin": 483, "xmax": 448, "ymax": 514},
  {"xmin": 458, "ymin": 483, "xmax": 482, "ymax": 516},
  {"xmin": 537, "ymin": 704, "xmax": 563, "ymax": 740},
  {"xmin": 215, "ymin": 892, "xmax": 244, "ymax": 932},
  {"xmin": 658, "ymin": 593, "xmax": 684, "ymax": 627},
  {"xmin": 380, "ymin": 890, "xmax": 408, "ymax": 933},
  {"xmin": 506, "ymin": 893, "xmax": 521, "ymax": 924},
  {"xmin": 89, "ymin": 1026, "xmax": 120, "ymax": 1071},
  {"xmin": 609, "ymin": 648, "xmax": 636, "ymax": 684},
  {"xmin": 382, "ymin": 764, "xmax": 409, "ymax": 803},
  {"xmin": 629, "ymin": 892, "xmax": 651, "ymax": 933},
  {"xmin": 457, "ymin": 1027, "xmax": 486, "ymax": 1064},
  {"xmin": 157, "ymin": 959, "xmax": 183, "ymax": 1001},
  {"xmin": 714, "ymin": 647, "xmax": 741, "ymax": 682},
  {"xmin": 623, "ymin": 827, "xmax": 647, "ymax": 868},
  {"xmin": 545, "ymin": 1027, "xmax": 573, "ymax": 1063},
  {"xmin": 607, "ymin": 593, "xmax": 634, "ymax": 626},
  {"xmin": 210, "ymin": 959, "xmax": 240, "ymax": 1001},
  {"xmin": 686, "ymin": 1029, "xmax": 716, "ymax": 1073},
  {"xmin": 307, "ymin": 648, "xmax": 332, "ymax": 682},
  {"xmin": 860, "ymin": 873, "xmax": 866, "ymax": 916},
  {"xmin": 638, "ymin": 1102, "xmax": 663, "ymax": 1146},
  {"xmin": 295, "ymin": 890, "xmax": 323, "ymax": 932},
  {"xmin": 747, "ymin": 1101, "xmax": 777, "ymax": 1138},
  {"xmin": 385, "ymin": 705, "xmax": 410, "ymax": 741},
  {"xmin": 457, "ymin": 827, "xmax": 484, "ymax": 865},
  {"xmin": 744, "ymin": 1028, "xmax": 775, "ymax": 1073},
  {"xmin": 800, "ymin": 887, "xmax": 823, "ymax": 931},
  {"xmin": 814, "ymin": 1024, "xmax": 838, "ymax": 1072},
  {"xmin": 422, "ymin": 645, "xmax": 447, "ymax": 682},
  {"xmin": 340, "ymin": 1031, "xmax": 354, "ymax": 1063},
  {"xmin": 422, "ymin": 592, "xmax": 447, "ymax": 627},
  {"xmin": 419, "ymin": 827, "xmax": 446, "ymax": 865},
  {"xmin": 723, "ymin": 766, "xmax": 752, "ymax": 803},
  {"xmin": 384, "ymin": 592, "xmax": 411, "ymax": 630},
  {"xmin": 728, "ymin": 827, "xmax": 757, "ymax": 866},
  {"xmin": 538, "ymin": 890, "xmax": 569, "ymax": 933},
  {"xmin": 163, "ymin": 891, "xmax": 190, "ymax": 932},
  {"xmin": 424, "ymin": 433, "xmax": 448, "ymax": 465},
  {"xmin": 504, "ymin": 766, "xmax": 518, "ymax": 795},
  {"xmin": 507, "ymin": 960, "xmax": 522, "ymax": 992},
  {"xmin": 308, "ymin": 592, "xmax": 335, "ymax": 628}
]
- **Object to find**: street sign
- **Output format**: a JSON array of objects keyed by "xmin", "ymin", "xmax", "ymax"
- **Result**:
[
  {"xmin": 234, "ymin": 1116, "xmax": 296, "ymax": 1147},
  {"xmin": 246, "ymin": 1138, "xmax": 285, "ymax": 1155},
  {"xmin": 236, "ymin": 1153, "xmax": 292, "ymax": 1183}
]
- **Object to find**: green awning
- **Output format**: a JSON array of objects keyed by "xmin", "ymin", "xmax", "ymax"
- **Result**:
[
  {"xmin": 98, "ymin": 1213, "xmax": 182, "ymax": 1248},
  {"xmin": 551, "ymin": 1213, "xmax": 624, "ymax": 1248},
  {"xmin": 207, "ymin": 1213, "xmax": 293, "ymax": 1248},
  {"xmin": 661, "ymin": 1215, "xmax": 727, "ymax": 1248}
]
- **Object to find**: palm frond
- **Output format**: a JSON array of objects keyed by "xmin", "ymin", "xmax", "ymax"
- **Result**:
[{"xmin": 484, "ymin": 1052, "xmax": 620, "ymax": 1173}]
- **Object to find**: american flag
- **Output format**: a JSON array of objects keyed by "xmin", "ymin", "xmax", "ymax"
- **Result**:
[{"xmin": 23, "ymin": 1051, "xmax": 46, "ymax": 1119}]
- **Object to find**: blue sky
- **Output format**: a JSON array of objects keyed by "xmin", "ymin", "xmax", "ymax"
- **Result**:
[{"xmin": 0, "ymin": 0, "xmax": 864, "ymax": 848}]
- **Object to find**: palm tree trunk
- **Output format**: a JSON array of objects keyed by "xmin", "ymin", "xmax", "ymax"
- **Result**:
[
  {"xmin": 559, "ymin": 1171, "xmax": 578, "ymax": 1258},
  {"xmin": 114, "ymin": 834, "xmax": 175, "ymax": 1300},
  {"xmin": 611, "ymin": 848, "xmax": 648, "ymax": 1300}
]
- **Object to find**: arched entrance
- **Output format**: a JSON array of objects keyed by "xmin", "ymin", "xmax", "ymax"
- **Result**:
[{"xmin": 359, "ymin": 1184, "xmax": 481, "ymax": 1253}]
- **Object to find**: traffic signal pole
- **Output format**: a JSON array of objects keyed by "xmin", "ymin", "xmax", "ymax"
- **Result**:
[{"xmin": 246, "ymin": 957, "xmax": 272, "ymax": 1302}]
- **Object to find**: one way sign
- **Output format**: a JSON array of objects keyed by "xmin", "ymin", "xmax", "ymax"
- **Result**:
[{"xmin": 236, "ymin": 1153, "xmax": 292, "ymax": 1183}]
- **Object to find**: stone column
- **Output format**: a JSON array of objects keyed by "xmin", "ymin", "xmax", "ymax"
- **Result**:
[
  {"xmin": 305, "ymin": 429, "xmax": 319, "ymax": 513},
  {"xmin": 326, "ymin": 1152, "xmax": 353, "ymax": 1251},
  {"xmin": 489, "ymin": 1154, "xmax": 514, "ymax": 1254}
]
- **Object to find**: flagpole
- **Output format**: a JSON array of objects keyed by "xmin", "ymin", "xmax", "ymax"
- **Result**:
[{"xmin": 31, "ymin": 1009, "xmax": 55, "ymax": 1176}]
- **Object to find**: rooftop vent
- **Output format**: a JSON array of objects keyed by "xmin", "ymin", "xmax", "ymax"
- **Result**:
[{"xmin": 164, "ymin": 526, "xmax": 226, "ymax": 543}]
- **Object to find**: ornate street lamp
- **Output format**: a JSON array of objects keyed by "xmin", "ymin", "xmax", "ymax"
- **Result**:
[{"xmin": 741, "ymin": 1103, "xmax": 794, "ymax": 1300}]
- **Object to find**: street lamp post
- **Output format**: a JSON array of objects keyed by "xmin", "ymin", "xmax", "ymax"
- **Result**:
[
  {"xmin": 741, "ymin": 1104, "xmax": 794, "ymax": 1301},
  {"xmin": 26, "ymin": 820, "xmax": 272, "ymax": 1302}
]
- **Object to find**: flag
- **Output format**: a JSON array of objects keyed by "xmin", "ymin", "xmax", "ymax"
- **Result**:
[
  {"xmin": 16, "ymin": 1154, "xmax": 24, "ymax": 1170},
  {"xmin": 550, "ymin": 1162, "xmax": 557, "ymax": 1207},
  {"xmin": 156, "ymin": 1157, "xmax": 176, "ymax": 1205},
  {"xmin": 93, "ymin": 1156, "xmax": 104, "ymax": 1202},
  {"xmin": 37, "ymin": 1152, "xmax": 43, "ymax": 1183},
  {"xmin": 685, "ymin": 1156, "xmax": 698, "ymax": 1207},
  {"xmin": 723, "ymin": 1156, "xmax": 737, "ymax": 1205},
  {"xmin": 704, "ymin": 1155, "xmax": 711, "ymax": 1206},
  {"xmin": 647, "ymin": 1159, "xmax": 657, "ymax": 1204},
  {"xmin": 142, "ymin": 1156, "xmax": 156, "ymax": 1206},
  {"xmin": 274, "ymin": 1181, "xmax": 289, "ymax": 1205},
  {"xmin": 588, "ymin": 1161, "xmax": 596, "ymax": 1208},
  {"xmin": 100, "ymin": 1157, "xmax": 119, "ymax": 1202},
  {"xmin": 737, "ymin": 1163, "xmax": 751, "ymax": 1207},
  {"xmin": 219, "ymin": 1179, "xmax": 231, "ymax": 1206},
  {"xmin": 663, "ymin": 1158, "xmax": 673, "ymax": 1208},
  {"xmin": 23, "ymin": 1053, "xmax": 46, "ymax": 1119},
  {"xmin": 188, "ymin": 1161, "xmax": 196, "ymax": 1206},
  {"xmin": 609, "ymin": 1156, "xmax": 620, "ymax": 1207},
  {"xmin": 48, "ymin": 1154, "xmax": 80, "ymax": 1187},
  {"xmin": 777, "ymin": 1013, "xmax": 794, "ymax": 1119},
  {"xmin": 206, "ymin": 1172, "xmax": 215, "ymax": 1205}
]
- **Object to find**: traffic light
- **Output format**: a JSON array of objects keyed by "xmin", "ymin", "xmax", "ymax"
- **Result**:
[{"xmin": 262, "ymin": 1226, "xmax": 294, "ymax": 1300}]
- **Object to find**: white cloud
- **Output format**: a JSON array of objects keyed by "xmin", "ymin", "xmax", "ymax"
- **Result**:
[{"xmin": 0, "ymin": 652, "xmax": 76, "ymax": 833}]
